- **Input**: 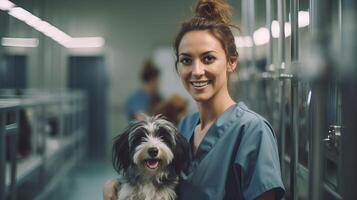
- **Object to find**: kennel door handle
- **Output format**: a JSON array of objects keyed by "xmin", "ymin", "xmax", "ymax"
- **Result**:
[{"xmin": 323, "ymin": 125, "xmax": 341, "ymax": 150}]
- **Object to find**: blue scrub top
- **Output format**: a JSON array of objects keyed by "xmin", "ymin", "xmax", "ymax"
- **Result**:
[
  {"xmin": 125, "ymin": 88, "xmax": 151, "ymax": 120},
  {"xmin": 177, "ymin": 102, "xmax": 285, "ymax": 200}
]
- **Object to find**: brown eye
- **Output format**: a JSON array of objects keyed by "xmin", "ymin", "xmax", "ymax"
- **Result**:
[
  {"xmin": 202, "ymin": 55, "xmax": 216, "ymax": 64},
  {"xmin": 180, "ymin": 57, "xmax": 192, "ymax": 65}
]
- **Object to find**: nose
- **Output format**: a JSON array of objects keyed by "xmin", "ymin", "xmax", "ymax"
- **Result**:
[
  {"xmin": 148, "ymin": 147, "xmax": 159, "ymax": 157},
  {"xmin": 192, "ymin": 61, "xmax": 204, "ymax": 76}
]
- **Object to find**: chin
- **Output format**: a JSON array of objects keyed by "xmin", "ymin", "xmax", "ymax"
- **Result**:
[
  {"xmin": 112, "ymin": 115, "xmax": 190, "ymax": 200},
  {"xmin": 190, "ymin": 92, "xmax": 213, "ymax": 102},
  {"xmin": 192, "ymin": 96, "xmax": 208, "ymax": 102}
]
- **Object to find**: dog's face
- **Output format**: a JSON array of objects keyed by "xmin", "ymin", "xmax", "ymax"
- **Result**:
[
  {"xmin": 113, "ymin": 116, "xmax": 189, "ymax": 176},
  {"xmin": 131, "ymin": 119, "xmax": 177, "ymax": 172}
]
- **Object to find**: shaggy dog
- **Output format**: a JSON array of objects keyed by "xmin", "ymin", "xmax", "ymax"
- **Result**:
[{"xmin": 112, "ymin": 116, "xmax": 190, "ymax": 200}]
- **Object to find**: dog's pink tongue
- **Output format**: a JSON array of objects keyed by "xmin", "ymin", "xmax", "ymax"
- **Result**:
[{"xmin": 146, "ymin": 160, "xmax": 159, "ymax": 169}]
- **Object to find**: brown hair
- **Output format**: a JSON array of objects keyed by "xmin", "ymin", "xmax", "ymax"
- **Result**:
[
  {"xmin": 173, "ymin": 0, "xmax": 239, "ymax": 70},
  {"xmin": 140, "ymin": 59, "xmax": 160, "ymax": 83}
]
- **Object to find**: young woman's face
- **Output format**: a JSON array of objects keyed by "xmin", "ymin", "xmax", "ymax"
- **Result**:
[{"xmin": 177, "ymin": 30, "xmax": 236, "ymax": 102}]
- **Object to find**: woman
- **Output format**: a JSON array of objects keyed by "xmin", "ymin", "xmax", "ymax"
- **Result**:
[{"xmin": 104, "ymin": 0, "xmax": 285, "ymax": 199}]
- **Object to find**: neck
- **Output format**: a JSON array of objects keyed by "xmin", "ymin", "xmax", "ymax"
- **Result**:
[
  {"xmin": 196, "ymin": 88, "xmax": 235, "ymax": 129},
  {"xmin": 143, "ymin": 84, "xmax": 153, "ymax": 94}
]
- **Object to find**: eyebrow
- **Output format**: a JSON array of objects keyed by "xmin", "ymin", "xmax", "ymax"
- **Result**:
[
  {"xmin": 179, "ymin": 53, "xmax": 191, "ymax": 57},
  {"xmin": 179, "ymin": 50, "xmax": 217, "ymax": 57},
  {"xmin": 201, "ymin": 51, "xmax": 217, "ymax": 56}
]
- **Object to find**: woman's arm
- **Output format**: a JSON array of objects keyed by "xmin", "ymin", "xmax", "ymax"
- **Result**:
[{"xmin": 102, "ymin": 179, "xmax": 120, "ymax": 200}]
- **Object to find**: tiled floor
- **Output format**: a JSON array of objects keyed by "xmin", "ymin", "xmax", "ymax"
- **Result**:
[{"xmin": 60, "ymin": 159, "xmax": 117, "ymax": 200}]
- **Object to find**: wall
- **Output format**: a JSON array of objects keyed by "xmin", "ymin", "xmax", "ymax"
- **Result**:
[{"xmin": 2, "ymin": 0, "xmax": 253, "ymax": 158}]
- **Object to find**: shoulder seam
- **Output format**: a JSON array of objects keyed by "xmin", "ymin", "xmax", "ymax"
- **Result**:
[{"xmin": 238, "ymin": 104, "xmax": 265, "ymax": 123}]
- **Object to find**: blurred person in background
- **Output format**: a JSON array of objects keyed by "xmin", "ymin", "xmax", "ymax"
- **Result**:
[{"xmin": 125, "ymin": 59, "xmax": 162, "ymax": 121}]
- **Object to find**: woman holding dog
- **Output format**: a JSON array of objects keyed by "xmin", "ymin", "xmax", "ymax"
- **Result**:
[{"xmin": 104, "ymin": 0, "xmax": 285, "ymax": 199}]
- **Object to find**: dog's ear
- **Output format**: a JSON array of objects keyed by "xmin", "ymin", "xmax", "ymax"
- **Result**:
[
  {"xmin": 172, "ymin": 132, "xmax": 190, "ymax": 174},
  {"xmin": 112, "ymin": 128, "xmax": 131, "ymax": 174}
]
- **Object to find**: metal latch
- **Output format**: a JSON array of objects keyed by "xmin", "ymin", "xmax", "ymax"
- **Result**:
[{"xmin": 323, "ymin": 125, "xmax": 342, "ymax": 150}]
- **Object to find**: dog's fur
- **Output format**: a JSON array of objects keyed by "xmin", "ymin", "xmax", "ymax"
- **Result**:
[{"xmin": 112, "ymin": 116, "xmax": 190, "ymax": 200}]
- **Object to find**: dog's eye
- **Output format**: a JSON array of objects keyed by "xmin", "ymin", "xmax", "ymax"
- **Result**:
[
  {"xmin": 130, "ymin": 135, "xmax": 145, "ymax": 148},
  {"xmin": 159, "ymin": 135, "xmax": 166, "ymax": 142},
  {"xmin": 157, "ymin": 130, "xmax": 174, "ymax": 146}
]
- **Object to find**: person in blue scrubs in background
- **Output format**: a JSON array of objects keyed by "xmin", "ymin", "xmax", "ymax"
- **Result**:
[
  {"xmin": 103, "ymin": 0, "xmax": 285, "ymax": 199},
  {"xmin": 125, "ymin": 60, "xmax": 162, "ymax": 121}
]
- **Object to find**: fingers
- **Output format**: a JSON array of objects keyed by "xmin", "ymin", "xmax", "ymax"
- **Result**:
[{"xmin": 103, "ymin": 179, "xmax": 120, "ymax": 200}]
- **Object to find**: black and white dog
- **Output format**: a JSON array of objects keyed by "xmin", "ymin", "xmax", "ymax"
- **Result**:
[{"xmin": 112, "ymin": 116, "xmax": 190, "ymax": 200}]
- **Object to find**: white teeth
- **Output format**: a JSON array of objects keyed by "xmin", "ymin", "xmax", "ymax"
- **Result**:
[{"xmin": 191, "ymin": 81, "xmax": 209, "ymax": 87}]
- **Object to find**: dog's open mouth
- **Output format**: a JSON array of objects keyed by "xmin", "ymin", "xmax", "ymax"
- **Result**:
[{"xmin": 145, "ymin": 159, "xmax": 160, "ymax": 169}]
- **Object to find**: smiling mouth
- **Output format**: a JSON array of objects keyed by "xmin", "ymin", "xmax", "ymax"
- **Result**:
[
  {"xmin": 190, "ymin": 80, "xmax": 211, "ymax": 88},
  {"xmin": 144, "ymin": 159, "xmax": 160, "ymax": 169}
]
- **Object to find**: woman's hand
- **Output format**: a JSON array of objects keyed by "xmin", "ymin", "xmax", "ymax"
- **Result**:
[{"xmin": 102, "ymin": 179, "xmax": 120, "ymax": 200}]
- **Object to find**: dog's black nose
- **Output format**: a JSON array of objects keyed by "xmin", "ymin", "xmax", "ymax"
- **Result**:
[{"xmin": 148, "ymin": 147, "xmax": 158, "ymax": 157}]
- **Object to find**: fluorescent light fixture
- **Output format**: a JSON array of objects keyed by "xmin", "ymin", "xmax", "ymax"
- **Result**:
[
  {"xmin": 0, "ymin": 0, "xmax": 15, "ymax": 11},
  {"xmin": 33, "ymin": 21, "xmax": 52, "ymax": 33},
  {"xmin": 65, "ymin": 37, "xmax": 105, "ymax": 48},
  {"xmin": 298, "ymin": 11, "xmax": 310, "ymax": 27},
  {"xmin": 25, "ymin": 15, "xmax": 41, "ymax": 27},
  {"xmin": 8, "ymin": 7, "xmax": 32, "ymax": 21},
  {"xmin": 5, "ymin": 4, "xmax": 104, "ymax": 48},
  {"xmin": 1, "ymin": 37, "xmax": 39, "ymax": 47},
  {"xmin": 49, "ymin": 29, "xmax": 72, "ymax": 43},
  {"xmin": 42, "ymin": 24, "xmax": 61, "ymax": 38},
  {"xmin": 253, "ymin": 27, "xmax": 270, "ymax": 46}
]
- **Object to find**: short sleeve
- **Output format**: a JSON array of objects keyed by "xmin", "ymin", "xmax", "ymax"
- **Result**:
[
  {"xmin": 235, "ymin": 118, "xmax": 285, "ymax": 200},
  {"xmin": 126, "ymin": 98, "xmax": 144, "ymax": 116},
  {"xmin": 125, "ymin": 91, "xmax": 148, "ymax": 119}
]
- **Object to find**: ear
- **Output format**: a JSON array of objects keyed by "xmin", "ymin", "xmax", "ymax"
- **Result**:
[
  {"xmin": 227, "ymin": 56, "xmax": 238, "ymax": 72},
  {"xmin": 112, "ymin": 129, "xmax": 131, "ymax": 174},
  {"xmin": 172, "ymin": 132, "xmax": 191, "ymax": 174}
]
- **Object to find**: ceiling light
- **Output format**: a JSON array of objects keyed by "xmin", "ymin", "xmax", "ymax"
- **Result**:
[
  {"xmin": 66, "ymin": 37, "xmax": 105, "ymax": 48},
  {"xmin": 0, "ymin": 0, "xmax": 15, "ymax": 11},
  {"xmin": 25, "ymin": 14, "xmax": 41, "ymax": 27},
  {"xmin": 1, "ymin": 37, "xmax": 39, "ymax": 47},
  {"xmin": 8, "ymin": 7, "xmax": 31, "ymax": 21},
  {"xmin": 5, "ymin": 4, "xmax": 105, "ymax": 48},
  {"xmin": 33, "ymin": 21, "xmax": 51, "ymax": 32}
]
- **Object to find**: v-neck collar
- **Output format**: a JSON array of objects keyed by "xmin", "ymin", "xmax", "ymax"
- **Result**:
[{"xmin": 187, "ymin": 103, "xmax": 239, "ymax": 163}]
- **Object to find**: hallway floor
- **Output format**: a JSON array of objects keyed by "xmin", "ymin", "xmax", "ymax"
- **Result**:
[{"xmin": 60, "ymin": 159, "xmax": 117, "ymax": 200}]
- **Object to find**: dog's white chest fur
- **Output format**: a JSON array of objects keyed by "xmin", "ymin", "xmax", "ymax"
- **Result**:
[{"xmin": 119, "ymin": 182, "xmax": 176, "ymax": 200}]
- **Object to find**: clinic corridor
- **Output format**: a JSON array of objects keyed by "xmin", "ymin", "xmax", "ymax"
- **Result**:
[
  {"xmin": 50, "ymin": 159, "xmax": 116, "ymax": 200},
  {"xmin": 1, "ymin": 0, "xmax": 357, "ymax": 199}
]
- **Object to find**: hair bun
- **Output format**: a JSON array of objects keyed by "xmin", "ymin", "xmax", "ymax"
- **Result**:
[{"xmin": 194, "ymin": 0, "xmax": 232, "ymax": 24}]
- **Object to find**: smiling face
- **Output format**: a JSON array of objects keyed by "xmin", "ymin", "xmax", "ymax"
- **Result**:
[
  {"xmin": 177, "ymin": 30, "xmax": 237, "ymax": 103},
  {"xmin": 129, "ymin": 120, "xmax": 176, "ymax": 173}
]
